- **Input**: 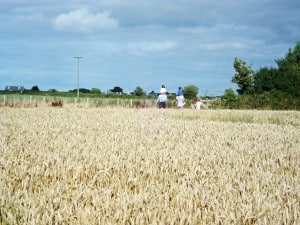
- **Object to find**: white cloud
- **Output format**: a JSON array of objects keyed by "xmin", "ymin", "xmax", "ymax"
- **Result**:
[
  {"xmin": 124, "ymin": 41, "xmax": 178, "ymax": 55},
  {"xmin": 52, "ymin": 8, "xmax": 119, "ymax": 32},
  {"xmin": 198, "ymin": 42, "xmax": 248, "ymax": 51}
]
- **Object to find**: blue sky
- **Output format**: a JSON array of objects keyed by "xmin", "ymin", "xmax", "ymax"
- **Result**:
[{"xmin": 1, "ymin": 0, "xmax": 299, "ymax": 95}]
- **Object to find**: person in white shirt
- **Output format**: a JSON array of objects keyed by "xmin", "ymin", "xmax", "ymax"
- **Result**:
[
  {"xmin": 194, "ymin": 98, "xmax": 207, "ymax": 110},
  {"xmin": 157, "ymin": 93, "xmax": 167, "ymax": 108},
  {"xmin": 160, "ymin": 85, "xmax": 167, "ymax": 95},
  {"xmin": 176, "ymin": 95, "xmax": 185, "ymax": 108}
]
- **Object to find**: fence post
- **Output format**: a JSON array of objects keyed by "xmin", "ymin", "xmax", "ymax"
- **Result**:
[
  {"xmin": 43, "ymin": 96, "xmax": 46, "ymax": 104},
  {"xmin": 29, "ymin": 96, "xmax": 32, "ymax": 103},
  {"xmin": 3, "ymin": 95, "xmax": 6, "ymax": 105}
]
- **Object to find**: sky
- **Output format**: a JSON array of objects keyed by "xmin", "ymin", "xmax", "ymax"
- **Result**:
[{"xmin": 1, "ymin": 0, "xmax": 299, "ymax": 96}]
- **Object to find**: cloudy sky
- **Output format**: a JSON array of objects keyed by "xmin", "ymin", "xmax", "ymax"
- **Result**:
[{"xmin": 1, "ymin": 0, "xmax": 299, "ymax": 95}]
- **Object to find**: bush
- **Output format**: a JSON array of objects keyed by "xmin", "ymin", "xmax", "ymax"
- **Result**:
[
  {"xmin": 224, "ymin": 91, "xmax": 300, "ymax": 110},
  {"xmin": 221, "ymin": 89, "xmax": 237, "ymax": 109}
]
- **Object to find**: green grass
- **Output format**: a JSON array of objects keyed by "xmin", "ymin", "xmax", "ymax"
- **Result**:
[
  {"xmin": 215, "ymin": 115, "xmax": 254, "ymax": 123},
  {"xmin": 268, "ymin": 117, "xmax": 281, "ymax": 125},
  {"xmin": 174, "ymin": 114, "xmax": 255, "ymax": 123}
]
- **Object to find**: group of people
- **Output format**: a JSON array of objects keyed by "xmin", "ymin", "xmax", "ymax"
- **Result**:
[
  {"xmin": 157, "ymin": 85, "xmax": 207, "ymax": 109},
  {"xmin": 157, "ymin": 85, "xmax": 168, "ymax": 109}
]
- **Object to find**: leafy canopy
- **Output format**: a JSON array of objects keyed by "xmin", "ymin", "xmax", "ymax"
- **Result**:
[
  {"xmin": 231, "ymin": 58, "xmax": 254, "ymax": 95},
  {"xmin": 133, "ymin": 86, "xmax": 145, "ymax": 96},
  {"xmin": 254, "ymin": 42, "xmax": 300, "ymax": 97},
  {"xmin": 183, "ymin": 85, "xmax": 199, "ymax": 99},
  {"xmin": 110, "ymin": 86, "xmax": 123, "ymax": 93}
]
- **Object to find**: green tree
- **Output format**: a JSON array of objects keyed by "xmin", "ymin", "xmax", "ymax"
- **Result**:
[
  {"xmin": 31, "ymin": 86, "xmax": 40, "ymax": 92},
  {"xmin": 133, "ymin": 86, "xmax": 145, "ymax": 96},
  {"xmin": 110, "ymin": 86, "xmax": 123, "ymax": 94},
  {"xmin": 48, "ymin": 89, "xmax": 58, "ymax": 92},
  {"xmin": 79, "ymin": 88, "xmax": 90, "ymax": 93},
  {"xmin": 183, "ymin": 85, "xmax": 199, "ymax": 99},
  {"xmin": 221, "ymin": 88, "xmax": 237, "ymax": 109},
  {"xmin": 231, "ymin": 58, "xmax": 254, "ymax": 95},
  {"xmin": 275, "ymin": 42, "xmax": 300, "ymax": 97},
  {"xmin": 253, "ymin": 67, "xmax": 279, "ymax": 93},
  {"xmin": 253, "ymin": 42, "xmax": 300, "ymax": 97},
  {"xmin": 91, "ymin": 88, "xmax": 101, "ymax": 94}
]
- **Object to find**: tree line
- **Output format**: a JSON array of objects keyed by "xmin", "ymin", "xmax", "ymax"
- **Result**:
[
  {"xmin": 2, "ymin": 84, "xmax": 200, "ymax": 100},
  {"xmin": 224, "ymin": 42, "xmax": 300, "ymax": 110}
]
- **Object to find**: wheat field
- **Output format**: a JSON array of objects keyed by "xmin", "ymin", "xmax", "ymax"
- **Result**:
[{"xmin": 0, "ymin": 107, "xmax": 299, "ymax": 224}]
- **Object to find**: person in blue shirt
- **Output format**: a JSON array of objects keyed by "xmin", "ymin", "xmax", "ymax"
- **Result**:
[{"xmin": 176, "ymin": 87, "xmax": 183, "ymax": 96}]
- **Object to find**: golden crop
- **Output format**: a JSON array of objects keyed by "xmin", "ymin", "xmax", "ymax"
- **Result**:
[{"xmin": 0, "ymin": 107, "xmax": 299, "ymax": 224}]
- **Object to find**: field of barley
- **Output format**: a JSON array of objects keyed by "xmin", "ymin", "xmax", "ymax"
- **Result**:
[{"xmin": 0, "ymin": 106, "xmax": 299, "ymax": 224}]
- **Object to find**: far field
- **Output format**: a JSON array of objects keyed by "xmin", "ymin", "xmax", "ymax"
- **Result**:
[{"xmin": 0, "ymin": 107, "xmax": 299, "ymax": 224}]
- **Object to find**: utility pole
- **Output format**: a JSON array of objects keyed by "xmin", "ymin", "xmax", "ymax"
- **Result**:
[{"xmin": 74, "ymin": 57, "xmax": 83, "ymax": 101}]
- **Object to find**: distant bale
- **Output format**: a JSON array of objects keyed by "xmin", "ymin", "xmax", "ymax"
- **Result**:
[{"xmin": 51, "ymin": 100, "xmax": 63, "ymax": 107}]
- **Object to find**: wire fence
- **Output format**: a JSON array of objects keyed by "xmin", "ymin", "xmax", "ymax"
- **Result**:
[
  {"xmin": 0, "ymin": 94, "xmax": 220, "ymax": 108},
  {"xmin": 0, "ymin": 94, "xmax": 159, "ymax": 108}
]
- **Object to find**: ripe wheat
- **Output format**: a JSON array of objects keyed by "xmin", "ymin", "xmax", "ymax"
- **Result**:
[{"xmin": 0, "ymin": 107, "xmax": 299, "ymax": 224}]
